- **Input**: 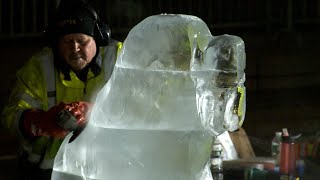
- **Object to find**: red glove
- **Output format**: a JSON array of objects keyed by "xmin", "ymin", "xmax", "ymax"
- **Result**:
[
  {"xmin": 23, "ymin": 101, "xmax": 93, "ymax": 138},
  {"xmin": 23, "ymin": 102, "xmax": 70, "ymax": 138}
]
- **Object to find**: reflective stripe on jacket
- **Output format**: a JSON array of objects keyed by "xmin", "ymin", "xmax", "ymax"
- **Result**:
[{"xmin": 1, "ymin": 40, "xmax": 122, "ymax": 169}]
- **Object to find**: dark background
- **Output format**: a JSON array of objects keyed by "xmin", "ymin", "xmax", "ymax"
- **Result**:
[{"xmin": 1, "ymin": 0, "xmax": 320, "ymax": 179}]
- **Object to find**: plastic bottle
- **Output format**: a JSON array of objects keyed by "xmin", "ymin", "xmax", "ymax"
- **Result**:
[
  {"xmin": 211, "ymin": 142, "xmax": 223, "ymax": 180},
  {"xmin": 271, "ymin": 131, "xmax": 282, "ymax": 164},
  {"xmin": 279, "ymin": 128, "xmax": 296, "ymax": 177},
  {"xmin": 296, "ymin": 159, "xmax": 305, "ymax": 179}
]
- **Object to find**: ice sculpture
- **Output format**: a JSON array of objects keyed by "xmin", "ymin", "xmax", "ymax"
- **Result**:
[{"xmin": 52, "ymin": 14, "xmax": 246, "ymax": 180}]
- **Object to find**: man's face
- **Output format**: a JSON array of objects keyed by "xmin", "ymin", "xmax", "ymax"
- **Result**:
[{"xmin": 58, "ymin": 33, "xmax": 97, "ymax": 72}]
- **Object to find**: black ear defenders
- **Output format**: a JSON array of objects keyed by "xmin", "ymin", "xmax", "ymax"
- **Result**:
[{"xmin": 84, "ymin": 4, "xmax": 111, "ymax": 46}]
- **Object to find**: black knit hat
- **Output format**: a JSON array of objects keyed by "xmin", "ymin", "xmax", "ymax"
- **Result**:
[
  {"xmin": 45, "ymin": 0, "xmax": 111, "ymax": 46},
  {"xmin": 45, "ymin": 0, "xmax": 97, "ymax": 41},
  {"xmin": 54, "ymin": 2, "xmax": 96, "ymax": 37}
]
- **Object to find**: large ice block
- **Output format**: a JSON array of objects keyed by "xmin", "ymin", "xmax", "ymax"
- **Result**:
[{"xmin": 52, "ymin": 14, "xmax": 246, "ymax": 180}]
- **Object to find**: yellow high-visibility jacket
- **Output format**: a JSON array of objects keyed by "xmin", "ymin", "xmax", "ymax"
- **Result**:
[{"xmin": 1, "ymin": 40, "xmax": 122, "ymax": 169}]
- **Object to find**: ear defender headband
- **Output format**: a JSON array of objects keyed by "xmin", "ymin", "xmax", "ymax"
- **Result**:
[
  {"xmin": 84, "ymin": 4, "xmax": 111, "ymax": 46},
  {"xmin": 44, "ymin": 2, "xmax": 111, "ymax": 46}
]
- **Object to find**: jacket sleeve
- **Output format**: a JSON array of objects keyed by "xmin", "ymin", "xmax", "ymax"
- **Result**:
[{"xmin": 1, "ymin": 55, "xmax": 47, "ymax": 135}]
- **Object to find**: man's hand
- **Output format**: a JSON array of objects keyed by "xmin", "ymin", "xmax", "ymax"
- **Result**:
[
  {"xmin": 23, "ymin": 102, "xmax": 69, "ymax": 138},
  {"xmin": 57, "ymin": 101, "xmax": 93, "ymax": 129},
  {"xmin": 22, "ymin": 101, "xmax": 93, "ymax": 138}
]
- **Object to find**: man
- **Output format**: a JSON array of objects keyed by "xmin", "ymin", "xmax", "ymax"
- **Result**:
[{"xmin": 1, "ymin": 0, "xmax": 121, "ymax": 179}]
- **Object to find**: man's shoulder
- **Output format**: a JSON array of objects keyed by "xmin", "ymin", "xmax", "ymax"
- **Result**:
[
  {"xmin": 26, "ymin": 47, "xmax": 54, "ymax": 64},
  {"xmin": 33, "ymin": 47, "xmax": 53, "ymax": 58},
  {"xmin": 20, "ymin": 47, "xmax": 54, "ymax": 72},
  {"xmin": 100, "ymin": 40, "xmax": 122, "ymax": 50},
  {"xmin": 99, "ymin": 40, "xmax": 123, "ymax": 62}
]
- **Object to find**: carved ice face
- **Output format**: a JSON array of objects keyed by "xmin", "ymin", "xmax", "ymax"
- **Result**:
[{"xmin": 191, "ymin": 34, "xmax": 246, "ymax": 135}]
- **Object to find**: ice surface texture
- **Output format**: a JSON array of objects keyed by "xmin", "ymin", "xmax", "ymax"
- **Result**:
[{"xmin": 52, "ymin": 14, "xmax": 246, "ymax": 180}]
